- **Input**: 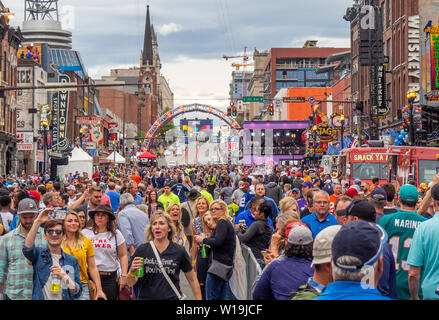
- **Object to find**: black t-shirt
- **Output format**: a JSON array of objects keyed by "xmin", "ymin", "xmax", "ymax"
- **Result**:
[{"xmin": 130, "ymin": 241, "xmax": 192, "ymax": 300}]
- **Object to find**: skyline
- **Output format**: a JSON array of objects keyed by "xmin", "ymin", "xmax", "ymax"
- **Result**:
[{"xmin": 7, "ymin": 0, "xmax": 353, "ymax": 110}]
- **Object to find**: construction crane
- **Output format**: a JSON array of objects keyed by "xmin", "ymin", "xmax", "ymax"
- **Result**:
[
  {"xmin": 222, "ymin": 46, "xmax": 252, "ymax": 98},
  {"xmin": 232, "ymin": 63, "xmax": 253, "ymax": 70}
]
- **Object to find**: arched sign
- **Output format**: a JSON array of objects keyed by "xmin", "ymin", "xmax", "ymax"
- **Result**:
[{"xmin": 144, "ymin": 103, "xmax": 241, "ymax": 149}]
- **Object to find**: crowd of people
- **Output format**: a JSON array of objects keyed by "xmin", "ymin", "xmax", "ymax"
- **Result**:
[{"xmin": 0, "ymin": 164, "xmax": 438, "ymax": 300}]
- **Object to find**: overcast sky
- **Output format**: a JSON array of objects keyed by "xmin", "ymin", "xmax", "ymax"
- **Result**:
[{"xmin": 7, "ymin": 0, "xmax": 353, "ymax": 110}]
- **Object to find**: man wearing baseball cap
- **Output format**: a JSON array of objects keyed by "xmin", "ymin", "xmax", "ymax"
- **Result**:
[
  {"xmin": 368, "ymin": 186, "xmax": 388, "ymax": 223},
  {"xmin": 253, "ymin": 224, "xmax": 314, "ymax": 300},
  {"xmin": 291, "ymin": 225, "xmax": 341, "ymax": 300},
  {"xmin": 344, "ymin": 200, "xmax": 398, "ymax": 299},
  {"xmin": 315, "ymin": 220, "xmax": 392, "ymax": 300},
  {"xmin": 0, "ymin": 198, "xmax": 47, "ymax": 300},
  {"xmin": 297, "ymin": 180, "xmax": 313, "ymax": 212},
  {"xmin": 378, "ymin": 184, "xmax": 427, "ymax": 300},
  {"xmin": 407, "ymin": 183, "xmax": 439, "ymax": 300}
]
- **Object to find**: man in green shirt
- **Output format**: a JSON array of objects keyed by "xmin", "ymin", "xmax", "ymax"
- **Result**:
[
  {"xmin": 158, "ymin": 183, "xmax": 180, "ymax": 211},
  {"xmin": 200, "ymin": 184, "xmax": 214, "ymax": 203},
  {"xmin": 378, "ymin": 184, "xmax": 427, "ymax": 300}
]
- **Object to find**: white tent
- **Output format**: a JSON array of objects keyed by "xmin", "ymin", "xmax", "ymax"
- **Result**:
[
  {"xmin": 57, "ymin": 147, "xmax": 93, "ymax": 178},
  {"xmin": 106, "ymin": 151, "xmax": 126, "ymax": 164}
]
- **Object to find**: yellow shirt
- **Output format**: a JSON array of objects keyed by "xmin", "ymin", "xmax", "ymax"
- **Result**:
[{"xmin": 62, "ymin": 236, "xmax": 95, "ymax": 284}]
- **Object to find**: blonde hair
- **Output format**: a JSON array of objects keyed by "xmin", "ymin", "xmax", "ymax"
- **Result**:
[
  {"xmin": 279, "ymin": 197, "xmax": 299, "ymax": 216},
  {"xmin": 194, "ymin": 196, "xmax": 210, "ymax": 218},
  {"xmin": 166, "ymin": 203, "xmax": 184, "ymax": 238},
  {"xmin": 209, "ymin": 199, "xmax": 229, "ymax": 222},
  {"xmin": 62, "ymin": 211, "xmax": 85, "ymax": 250},
  {"xmin": 145, "ymin": 211, "xmax": 176, "ymax": 242}
]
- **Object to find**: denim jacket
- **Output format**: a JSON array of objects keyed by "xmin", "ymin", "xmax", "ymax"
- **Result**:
[{"xmin": 22, "ymin": 245, "xmax": 82, "ymax": 300}]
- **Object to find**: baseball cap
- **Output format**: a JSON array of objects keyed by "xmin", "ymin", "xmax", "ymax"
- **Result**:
[
  {"xmin": 369, "ymin": 186, "xmax": 387, "ymax": 202},
  {"xmin": 324, "ymin": 179, "xmax": 332, "ymax": 184},
  {"xmin": 17, "ymin": 198, "xmax": 39, "ymax": 215},
  {"xmin": 420, "ymin": 182, "xmax": 428, "ymax": 190},
  {"xmin": 345, "ymin": 188, "xmax": 359, "ymax": 198},
  {"xmin": 398, "ymin": 184, "xmax": 419, "ymax": 202},
  {"xmin": 291, "ymin": 188, "xmax": 300, "ymax": 193},
  {"xmin": 430, "ymin": 184, "xmax": 439, "ymax": 201},
  {"xmin": 285, "ymin": 221, "xmax": 307, "ymax": 238},
  {"xmin": 311, "ymin": 225, "xmax": 342, "ymax": 266},
  {"xmin": 296, "ymin": 172, "xmax": 301, "ymax": 178},
  {"xmin": 287, "ymin": 224, "xmax": 313, "ymax": 245},
  {"xmin": 332, "ymin": 220, "xmax": 387, "ymax": 271},
  {"xmin": 66, "ymin": 185, "xmax": 76, "ymax": 192},
  {"xmin": 300, "ymin": 180, "xmax": 314, "ymax": 188},
  {"xmin": 344, "ymin": 199, "xmax": 376, "ymax": 222},
  {"xmin": 354, "ymin": 178, "xmax": 361, "ymax": 184},
  {"xmin": 28, "ymin": 191, "xmax": 41, "ymax": 201}
]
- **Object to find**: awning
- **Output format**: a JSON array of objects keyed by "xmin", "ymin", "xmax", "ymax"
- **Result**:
[{"xmin": 137, "ymin": 151, "xmax": 156, "ymax": 159}]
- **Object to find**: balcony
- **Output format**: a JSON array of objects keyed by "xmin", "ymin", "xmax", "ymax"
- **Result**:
[{"xmin": 276, "ymin": 63, "xmax": 326, "ymax": 69}]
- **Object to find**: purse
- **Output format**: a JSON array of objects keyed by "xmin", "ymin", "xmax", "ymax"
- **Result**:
[
  {"xmin": 208, "ymin": 258, "xmax": 233, "ymax": 282},
  {"xmin": 150, "ymin": 241, "xmax": 187, "ymax": 300},
  {"xmin": 119, "ymin": 285, "xmax": 136, "ymax": 300}
]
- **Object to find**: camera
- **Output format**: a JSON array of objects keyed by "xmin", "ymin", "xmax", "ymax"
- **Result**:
[{"xmin": 48, "ymin": 210, "xmax": 67, "ymax": 220}]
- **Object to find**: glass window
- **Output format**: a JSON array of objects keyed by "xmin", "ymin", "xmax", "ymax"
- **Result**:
[
  {"xmin": 353, "ymin": 163, "xmax": 388, "ymax": 180},
  {"xmin": 419, "ymin": 160, "xmax": 438, "ymax": 184}
]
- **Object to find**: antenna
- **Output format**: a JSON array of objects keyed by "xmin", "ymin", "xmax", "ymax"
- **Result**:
[{"xmin": 25, "ymin": 0, "xmax": 59, "ymax": 21}]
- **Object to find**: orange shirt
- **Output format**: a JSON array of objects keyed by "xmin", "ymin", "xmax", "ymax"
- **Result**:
[{"xmin": 329, "ymin": 194, "xmax": 342, "ymax": 214}]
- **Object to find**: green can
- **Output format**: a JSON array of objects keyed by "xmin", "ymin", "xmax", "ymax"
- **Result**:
[
  {"xmin": 136, "ymin": 257, "xmax": 144, "ymax": 277},
  {"xmin": 201, "ymin": 244, "xmax": 207, "ymax": 258}
]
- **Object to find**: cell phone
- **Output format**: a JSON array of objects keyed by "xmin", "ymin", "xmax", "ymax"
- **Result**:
[
  {"xmin": 261, "ymin": 250, "xmax": 268, "ymax": 259},
  {"xmin": 48, "ymin": 210, "xmax": 66, "ymax": 220},
  {"xmin": 436, "ymin": 167, "xmax": 439, "ymax": 174},
  {"xmin": 239, "ymin": 220, "xmax": 246, "ymax": 225}
]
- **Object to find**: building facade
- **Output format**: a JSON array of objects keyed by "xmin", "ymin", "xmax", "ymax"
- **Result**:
[
  {"xmin": 248, "ymin": 49, "xmax": 269, "ymax": 120},
  {"xmin": 0, "ymin": 12, "xmax": 23, "ymax": 175}
]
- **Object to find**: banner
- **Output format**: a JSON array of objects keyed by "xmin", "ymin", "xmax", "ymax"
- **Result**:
[
  {"xmin": 430, "ymin": 27, "xmax": 439, "ymax": 93},
  {"xmin": 51, "ymin": 74, "xmax": 70, "ymax": 152}
]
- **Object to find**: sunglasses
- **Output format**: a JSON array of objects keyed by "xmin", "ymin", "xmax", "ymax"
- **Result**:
[{"xmin": 46, "ymin": 229, "xmax": 63, "ymax": 236}]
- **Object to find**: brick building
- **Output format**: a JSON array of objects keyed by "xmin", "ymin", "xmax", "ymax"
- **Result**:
[{"xmin": 0, "ymin": 10, "xmax": 23, "ymax": 175}]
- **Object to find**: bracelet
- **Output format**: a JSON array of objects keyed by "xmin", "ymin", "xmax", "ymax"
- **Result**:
[
  {"xmin": 128, "ymin": 271, "xmax": 136, "ymax": 278},
  {"xmin": 120, "ymin": 275, "xmax": 127, "ymax": 278}
]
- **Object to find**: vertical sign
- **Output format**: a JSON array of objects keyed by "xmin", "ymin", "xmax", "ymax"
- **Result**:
[
  {"xmin": 430, "ymin": 28, "xmax": 439, "ymax": 92},
  {"xmin": 51, "ymin": 74, "xmax": 71, "ymax": 152}
]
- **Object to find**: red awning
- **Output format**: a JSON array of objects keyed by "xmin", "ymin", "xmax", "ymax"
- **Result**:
[{"xmin": 137, "ymin": 151, "xmax": 156, "ymax": 159}]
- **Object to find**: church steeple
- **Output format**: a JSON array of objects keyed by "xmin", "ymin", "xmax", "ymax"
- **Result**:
[{"xmin": 142, "ymin": 5, "xmax": 154, "ymax": 66}]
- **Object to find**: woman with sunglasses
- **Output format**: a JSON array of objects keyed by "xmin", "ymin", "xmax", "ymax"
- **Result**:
[
  {"xmin": 82, "ymin": 204, "xmax": 129, "ymax": 300},
  {"xmin": 194, "ymin": 199, "xmax": 236, "ymax": 300},
  {"xmin": 62, "ymin": 211, "xmax": 106, "ymax": 300}
]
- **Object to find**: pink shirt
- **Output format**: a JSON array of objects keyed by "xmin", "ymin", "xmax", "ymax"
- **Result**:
[{"xmin": 100, "ymin": 193, "xmax": 111, "ymax": 206}]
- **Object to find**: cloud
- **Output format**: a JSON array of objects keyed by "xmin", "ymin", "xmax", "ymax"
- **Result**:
[
  {"xmin": 88, "ymin": 64, "xmax": 136, "ymax": 79},
  {"xmin": 156, "ymin": 23, "xmax": 182, "ymax": 36}
]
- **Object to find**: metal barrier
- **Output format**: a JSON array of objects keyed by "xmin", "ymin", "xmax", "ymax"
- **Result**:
[{"xmin": 240, "ymin": 244, "xmax": 263, "ymax": 300}]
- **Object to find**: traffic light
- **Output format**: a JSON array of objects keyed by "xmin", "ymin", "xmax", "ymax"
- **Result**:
[
  {"xmin": 182, "ymin": 124, "xmax": 188, "ymax": 136},
  {"xmin": 269, "ymin": 102, "xmax": 274, "ymax": 116},
  {"xmin": 230, "ymin": 101, "xmax": 237, "ymax": 117}
]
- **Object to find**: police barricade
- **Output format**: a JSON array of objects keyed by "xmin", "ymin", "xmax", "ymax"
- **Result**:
[{"xmin": 229, "ymin": 244, "xmax": 262, "ymax": 300}]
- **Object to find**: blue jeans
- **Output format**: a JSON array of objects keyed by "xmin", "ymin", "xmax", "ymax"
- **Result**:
[
  {"xmin": 78, "ymin": 283, "xmax": 90, "ymax": 300},
  {"xmin": 205, "ymin": 273, "xmax": 236, "ymax": 300}
]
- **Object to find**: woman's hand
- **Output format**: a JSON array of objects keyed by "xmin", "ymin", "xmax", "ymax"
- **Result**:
[
  {"xmin": 95, "ymin": 289, "xmax": 107, "ymax": 300},
  {"xmin": 129, "ymin": 257, "xmax": 144, "ymax": 275},
  {"xmin": 119, "ymin": 275, "xmax": 127, "ymax": 289},
  {"xmin": 194, "ymin": 234, "xmax": 206, "ymax": 244},
  {"xmin": 263, "ymin": 249, "xmax": 276, "ymax": 265}
]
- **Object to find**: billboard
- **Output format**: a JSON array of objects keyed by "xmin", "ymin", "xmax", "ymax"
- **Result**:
[
  {"xmin": 17, "ymin": 44, "xmax": 42, "ymax": 64},
  {"xmin": 419, "ymin": 0, "xmax": 439, "ymax": 105},
  {"xmin": 180, "ymin": 119, "xmax": 213, "ymax": 142}
]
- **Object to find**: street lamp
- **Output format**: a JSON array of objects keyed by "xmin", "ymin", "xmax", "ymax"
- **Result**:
[
  {"xmin": 407, "ymin": 90, "xmax": 416, "ymax": 146},
  {"xmin": 340, "ymin": 114, "xmax": 345, "ymax": 150}
]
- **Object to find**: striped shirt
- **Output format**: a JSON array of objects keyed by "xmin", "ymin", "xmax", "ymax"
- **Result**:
[{"xmin": 0, "ymin": 227, "xmax": 47, "ymax": 300}]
